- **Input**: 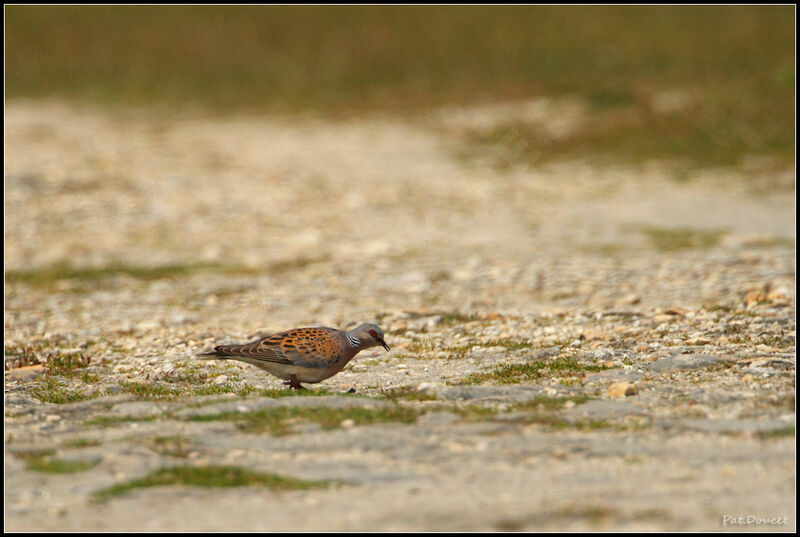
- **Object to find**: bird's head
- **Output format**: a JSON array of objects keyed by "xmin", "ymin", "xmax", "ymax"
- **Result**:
[{"xmin": 348, "ymin": 323, "xmax": 389, "ymax": 351}]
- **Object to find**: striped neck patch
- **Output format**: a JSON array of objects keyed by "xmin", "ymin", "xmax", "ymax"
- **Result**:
[{"xmin": 347, "ymin": 334, "xmax": 361, "ymax": 348}]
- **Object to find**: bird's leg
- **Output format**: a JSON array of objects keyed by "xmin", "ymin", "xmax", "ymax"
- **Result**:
[{"xmin": 283, "ymin": 375, "xmax": 305, "ymax": 390}]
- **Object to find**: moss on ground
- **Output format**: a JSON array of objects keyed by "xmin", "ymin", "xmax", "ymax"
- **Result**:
[
  {"xmin": 460, "ymin": 358, "xmax": 613, "ymax": 385},
  {"xmin": 189, "ymin": 404, "xmax": 420, "ymax": 435},
  {"xmin": 91, "ymin": 465, "xmax": 331, "ymax": 501}
]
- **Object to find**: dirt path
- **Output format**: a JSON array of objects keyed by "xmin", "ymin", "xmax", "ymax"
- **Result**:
[{"xmin": 4, "ymin": 99, "xmax": 795, "ymax": 531}]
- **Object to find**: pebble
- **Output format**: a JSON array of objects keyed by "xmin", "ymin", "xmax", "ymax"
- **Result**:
[
  {"xmin": 741, "ymin": 367, "xmax": 773, "ymax": 377},
  {"xmin": 608, "ymin": 382, "xmax": 638, "ymax": 398},
  {"xmin": 416, "ymin": 382, "xmax": 440, "ymax": 395},
  {"xmin": 648, "ymin": 354, "xmax": 724, "ymax": 372}
]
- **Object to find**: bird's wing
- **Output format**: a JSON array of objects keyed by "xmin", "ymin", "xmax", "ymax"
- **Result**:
[{"xmin": 217, "ymin": 327, "xmax": 342, "ymax": 368}]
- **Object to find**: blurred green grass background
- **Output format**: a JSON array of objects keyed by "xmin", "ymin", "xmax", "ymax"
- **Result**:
[{"xmin": 5, "ymin": 5, "xmax": 795, "ymax": 168}]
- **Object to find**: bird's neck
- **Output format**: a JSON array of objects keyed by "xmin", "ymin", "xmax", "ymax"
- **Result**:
[{"xmin": 346, "ymin": 333, "xmax": 361, "ymax": 349}]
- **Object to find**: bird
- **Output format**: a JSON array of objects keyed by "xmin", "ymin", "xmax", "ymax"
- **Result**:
[{"xmin": 197, "ymin": 323, "xmax": 390, "ymax": 390}]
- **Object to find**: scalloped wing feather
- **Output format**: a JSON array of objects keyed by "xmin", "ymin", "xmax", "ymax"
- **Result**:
[{"xmin": 215, "ymin": 327, "xmax": 343, "ymax": 368}]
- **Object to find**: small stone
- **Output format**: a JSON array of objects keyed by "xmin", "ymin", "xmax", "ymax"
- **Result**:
[
  {"xmin": 609, "ymin": 381, "xmax": 638, "ymax": 398},
  {"xmin": 664, "ymin": 306, "xmax": 691, "ymax": 316},
  {"xmin": 4, "ymin": 365, "xmax": 43, "ymax": 380},
  {"xmin": 741, "ymin": 366, "xmax": 773, "ymax": 377},
  {"xmin": 340, "ymin": 419, "xmax": 355, "ymax": 429},
  {"xmin": 425, "ymin": 316, "xmax": 443, "ymax": 330},
  {"xmin": 648, "ymin": 354, "xmax": 722, "ymax": 372},
  {"xmin": 213, "ymin": 375, "xmax": 229, "ymax": 385},
  {"xmin": 48, "ymin": 505, "xmax": 67, "ymax": 517},
  {"xmin": 416, "ymin": 382, "xmax": 439, "ymax": 395},
  {"xmin": 136, "ymin": 320, "xmax": 160, "ymax": 332}
]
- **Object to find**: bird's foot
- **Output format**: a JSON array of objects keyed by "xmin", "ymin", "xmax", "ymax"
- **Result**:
[{"xmin": 283, "ymin": 375, "xmax": 305, "ymax": 390}]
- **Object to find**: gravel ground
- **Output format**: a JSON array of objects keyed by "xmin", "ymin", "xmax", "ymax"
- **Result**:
[{"xmin": 4, "ymin": 99, "xmax": 796, "ymax": 531}]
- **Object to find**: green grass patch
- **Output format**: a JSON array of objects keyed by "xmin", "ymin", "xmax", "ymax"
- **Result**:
[
  {"xmin": 253, "ymin": 388, "xmax": 340, "ymax": 398},
  {"xmin": 119, "ymin": 381, "xmax": 183, "ymax": 400},
  {"xmin": 756, "ymin": 334, "xmax": 796, "ymax": 349},
  {"xmin": 632, "ymin": 225, "xmax": 727, "ymax": 251},
  {"xmin": 91, "ymin": 465, "xmax": 331, "ymax": 502},
  {"xmin": 560, "ymin": 419, "xmax": 629, "ymax": 432},
  {"xmin": 756, "ymin": 425, "xmax": 794, "ymax": 440},
  {"xmin": 143, "ymin": 435, "xmax": 193, "ymax": 458},
  {"xmin": 62, "ymin": 438, "xmax": 102, "ymax": 449},
  {"xmin": 407, "ymin": 338, "xmax": 437, "ymax": 354},
  {"xmin": 439, "ymin": 312, "xmax": 482, "ymax": 326},
  {"xmin": 122, "ymin": 370, "xmax": 301, "ymax": 399},
  {"xmin": 440, "ymin": 344, "xmax": 474, "ymax": 359},
  {"xmin": 4, "ymin": 345, "xmax": 42, "ymax": 369},
  {"xmin": 11, "ymin": 448, "xmax": 57, "ymax": 460},
  {"xmin": 511, "ymin": 394, "xmax": 592, "ymax": 411},
  {"xmin": 580, "ymin": 243, "xmax": 628, "ymax": 256},
  {"xmin": 408, "ymin": 338, "xmax": 536, "ymax": 359},
  {"xmin": 25, "ymin": 456, "xmax": 100, "ymax": 474},
  {"xmin": 461, "ymin": 358, "xmax": 612, "ymax": 385},
  {"xmin": 5, "ymin": 341, "xmax": 93, "ymax": 372},
  {"xmin": 382, "ymin": 386, "xmax": 439, "ymax": 402},
  {"xmin": 79, "ymin": 372, "xmax": 102, "ymax": 383},
  {"xmin": 43, "ymin": 351, "xmax": 92, "ymax": 376},
  {"xmin": 502, "ymin": 413, "xmax": 644, "ymax": 432},
  {"xmin": 30, "ymin": 377, "xmax": 94, "ymax": 404},
  {"xmin": 453, "ymin": 405, "xmax": 499, "ymax": 422},
  {"xmin": 190, "ymin": 404, "xmax": 420, "ymax": 435},
  {"xmin": 554, "ymin": 505, "xmax": 618, "ymax": 527},
  {"xmin": 5, "ymin": 257, "xmax": 327, "ymax": 289},
  {"xmin": 453, "ymin": 395, "xmax": 645, "ymax": 433},
  {"xmin": 632, "ymin": 508, "xmax": 673, "ymax": 522},
  {"xmin": 741, "ymin": 236, "xmax": 795, "ymax": 249},
  {"xmin": 482, "ymin": 339, "xmax": 535, "ymax": 351},
  {"xmin": 4, "ymin": 262, "xmax": 252, "ymax": 288},
  {"xmin": 84, "ymin": 415, "xmax": 159, "ymax": 428}
]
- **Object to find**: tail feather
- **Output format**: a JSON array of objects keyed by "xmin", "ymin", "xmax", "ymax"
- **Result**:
[{"xmin": 196, "ymin": 347, "xmax": 229, "ymax": 359}]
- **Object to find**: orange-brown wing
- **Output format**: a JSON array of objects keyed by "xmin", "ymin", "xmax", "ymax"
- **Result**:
[
  {"xmin": 218, "ymin": 327, "xmax": 342, "ymax": 368},
  {"xmin": 273, "ymin": 327, "xmax": 343, "ymax": 368}
]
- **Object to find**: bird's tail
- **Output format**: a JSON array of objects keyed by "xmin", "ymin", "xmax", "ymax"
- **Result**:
[{"xmin": 196, "ymin": 347, "xmax": 228, "ymax": 359}]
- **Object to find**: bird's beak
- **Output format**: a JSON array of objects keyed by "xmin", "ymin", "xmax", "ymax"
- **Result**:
[{"xmin": 378, "ymin": 338, "xmax": 390, "ymax": 351}]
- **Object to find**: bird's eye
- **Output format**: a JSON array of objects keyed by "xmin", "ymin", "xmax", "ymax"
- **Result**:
[{"xmin": 368, "ymin": 330, "xmax": 377, "ymax": 337}]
